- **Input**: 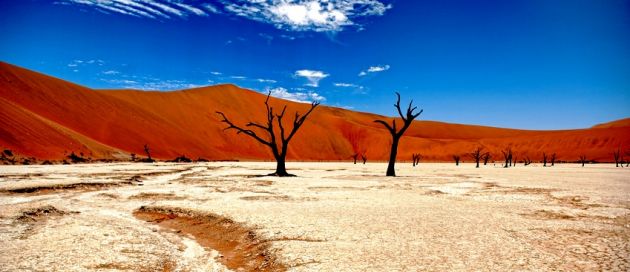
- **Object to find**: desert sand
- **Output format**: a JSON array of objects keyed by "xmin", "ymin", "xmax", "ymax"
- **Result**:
[
  {"xmin": 0, "ymin": 162, "xmax": 628, "ymax": 271},
  {"xmin": 2, "ymin": 61, "xmax": 629, "ymax": 162}
]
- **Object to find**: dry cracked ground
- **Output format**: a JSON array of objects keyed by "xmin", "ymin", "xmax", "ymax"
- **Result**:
[{"xmin": 0, "ymin": 162, "xmax": 628, "ymax": 271}]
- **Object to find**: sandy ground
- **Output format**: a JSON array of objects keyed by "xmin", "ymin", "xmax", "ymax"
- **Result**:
[{"xmin": 0, "ymin": 162, "xmax": 628, "ymax": 271}]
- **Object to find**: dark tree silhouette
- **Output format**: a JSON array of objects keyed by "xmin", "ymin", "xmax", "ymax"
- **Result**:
[
  {"xmin": 482, "ymin": 153, "xmax": 491, "ymax": 165},
  {"xmin": 543, "ymin": 152, "xmax": 548, "ymax": 167},
  {"xmin": 361, "ymin": 154, "xmax": 367, "ymax": 164},
  {"xmin": 501, "ymin": 148, "xmax": 512, "ymax": 168},
  {"xmin": 512, "ymin": 155, "xmax": 517, "ymax": 167},
  {"xmin": 626, "ymin": 150, "xmax": 630, "ymax": 167},
  {"xmin": 579, "ymin": 155, "xmax": 587, "ymax": 167},
  {"xmin": 352, "ymin": 153, "xmax": 359, "ymax": 164},
  {"xmin": 67, "ymin": 151, "xmax": 87, "ymax": 163},
  {"xmin": 374, "ymin": 92, "xmax": 422, "ymax": 176},
  {"xmin": 550, "ymin": 153, "xmax": 557, "ymax": 166},
  {"xmin": 412, "ymin": 153, "xmax": 422, "ymax": 166},
  {"xmin": 469, "ymin": 147, "xmax": 487, "ymax": 168},
  {"xmin": 453, "ymin": 155, "xmax": 461, "ymax": 166},
  {"xmin": 216, "ymin": 92, "xmax": 319, "ymax": 176},
  {"xmin": 142, "ymin": 144, "xmax": 155, "ymax": 163},
  {"xmin": 613, "ymin": 149, "xmax": 621, "ymax": 167},
  {"xmin": 524, "ymin": 157, "xmax": 532, "ymax": 166},
  {"xmin": 130, "ymin": 153, "xmax": 136, "ymax": 162}
]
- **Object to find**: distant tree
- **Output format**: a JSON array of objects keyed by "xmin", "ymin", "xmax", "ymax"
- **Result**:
[
  {"xmin": 543, "ymin": 152, "xmax": 548, "ymax": 167},
  {"xmin": 130, "ymin": 153, "xmax": 136, "ymax": 162},
  {"xmin": 352, "ymin": 153, "xmax": 359, "ymax": 164},
  {"xmin": 501, "ymin": 148, "xmax": 513, "ymax": 168},
  {"xmin": 613, "ymin": 149, "xmax": 621, "ymax": 167},
  {"xmin": 143, "ymin": 144, "xmax": 155, "ymax": 163},
  {"xmin": 512, "ymin": 155, "xmax": 517, "ymax": 167},
  {"xmin": 374, "ymin": 92, "xmax": 422, "ymax": 176},
  {"xmin": 412, "ymin": 153, "xmax": 422, "ymax": 166},
  {"xmin": 216, "ymin": 92, "xmax": 319, "ymax": 176},
  {"xmin": 469, "ymin": 147, "xmax": 487, "ymax": 168},
  {"xmin": 67, "ymin": 151, "xmax": 87, "ymax": 163},
  {"xmin": 361, "ymin": 153, "xmax": 367, "ymax": 164},
  {"xmin": 626, "ymin": 150, "xmax": 630, "ymax": 167},
  {"xmin": 482, "ymin": 153, "xmax": 491, "ymax": 165},
  {"xmin": 170, "ymin": 155, "xmax": 192, "ymax": 163},
  {"xmin": 579, "ymin": 155, "xmax": 587, "ymax": 167},
  {"xmin": 453, "ymin": 155, "xmax": 461, "ymax": 166},
  {"xmin": 524, "ymin": 157, "xmax": 532, "ymax": 166},
  {"xmin": 550, "ymin": 153, "xmax": 557, "ymax": 166}
]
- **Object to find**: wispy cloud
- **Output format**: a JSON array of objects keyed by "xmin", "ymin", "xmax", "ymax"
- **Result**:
[
  {"xmin": 333, "ymin": 82, "xmax": 362, "ymax": 88},
  {"xmin": 257, "ymin": 78, "xmax": 277, "ymax": 83},
  {"xmin": 295, "ymin": 69, "xmax": 329, "ymax": 87},
  {"xmin": 101, "ymin": 70, "xmax": 120, "ymax": 75},
  {"xmin": 358, "ymin": 64, "xmax": 390, "ymax": 76},
  {"xmin": 223, "ymin": 0, "xmax": 392, "ymax": 32},
  {"xmin": 60, "ymin": 1, "xmax": 391, "ymax": 32},
  {"xmin": 266, "ymin": 87, "xmax": 325, "ymax": 103},
  {"xmin": 66, "ymin": 59, "xmax": 105, "ymax": 71},
  {"xmin": 259, "ymin": 33, "xmax": 274, "ymax": 44},
  {"xmin": 60, "ymin": 0, "xmax": 208, "ymax": 19},
  {"xmin": 101, "ymin": 77, "xmax": 202, "ymax": 90},
  {"xmin": 230, "ymin": 75, "xmax": 247, "ymax": 80}
]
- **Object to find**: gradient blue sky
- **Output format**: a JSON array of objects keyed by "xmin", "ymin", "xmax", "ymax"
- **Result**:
[{"xmin": 1, "ymin": 0, "xmax": 629, "ymax": 129}]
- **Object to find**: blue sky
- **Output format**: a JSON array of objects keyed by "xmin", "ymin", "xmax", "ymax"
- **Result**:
[{"xmin": 1, "ymin": 0, "xmax": 629, "ymax": 129}]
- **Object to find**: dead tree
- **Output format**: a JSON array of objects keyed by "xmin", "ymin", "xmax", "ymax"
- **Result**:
[
  {"xmin": 216, "ymin": 92, "xmax": 319, "ymax": 176},
  {"xmin": 613, "ymin": 149, "xmax": 621, "ymax": 167},
  {"xmin": 374, "ymin": 92, "xmax": 422, "ymax": 176},
  {"xmin": 482, "ymin": 153, "xmax": 491, "ymax": 165},
  {"xmin": 543, "ymin": 152, "xmax": 547, "ymax": 167},
  {"xmin": 130, "ymin": 153, "xmax": 136, "ymax": 162},
  {"xmin": 453, "ymin": 155, "xmax": 461, "ymax": 166},
  {"xmin": 352, "ymin": 153, "xmax": 359, "ymax": 164},
  {"xmin": 143, "ymin": 144, "xmax": 155, "ymax": 163},
  {"xmin": 579, "ymin": 155, "xmax": 587, "ymax": 167},
  {"xmin": 524, "ymin": 157, "xmax": 532, "ymax": 166},
  {"xmin": 411, "ymin": 153, "xmax": 422, "ymax": 166},
  {"xmin": 626, "ymin": 150, "xmax": 630, "ymax": 167},
  {"xmin": 512, "ymin": 155, "xmax": 517, "ymax": 167},
  {"xmin": 361, "ymin": 154, "xmax": 367, "ymax": 164},
  {"xmin": 501, "ymin": 148, "xmax": 512, "ymax": 168},
  {"xmin": 469, "ymin": 147, "xmax": 486, "ymax": 168},
  {"xmin": 550, "ymin": 153, "xmax": 557, "ymax": 166}
]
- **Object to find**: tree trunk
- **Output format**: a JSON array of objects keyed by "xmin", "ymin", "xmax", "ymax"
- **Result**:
[
  {"xmin": 273, "ymin": 156, "xmax": 291, "ymax": 176},
  {"xmin": 386, "ymin": 138, "xmax": 400, "ymax": 176},
  {"xmin": 475, "ymin": 160, "xmax": 479, "ymax": 168}
]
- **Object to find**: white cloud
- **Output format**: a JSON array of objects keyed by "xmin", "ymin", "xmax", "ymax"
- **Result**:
[
  {"xmin": 230, "ymin": 75, "xmax": 247, "ymax": 80},
  {"xmin": 60, "ymin": 1, "xmax": 391, "ymax": 32},
  {"xmin": 266, "ymin": 87, "xmax": 325, "ymax": 103},
  {"xmin": 257, "ymin": 78, "xmax": 277, "ymax": 83},
  {"xmin": 202, "ymin": 3, "xmax": 220, "ymax": 14},
  {"xmin": 61, "ymin": 0, "xmax": 207, "ymax": 19},
  {"xmin": 174, "ymin": 3, "xmax": 206, "ymax": 16},
  {"xmin": 295, "ymin": 69, "xmax": 329, "ymax": 87},
  {"xmin": 333, "ymin": 82, "xmax": 362, "ymax": 88},
  {"xmin": 67, "ymin": 59, "xmax": 104, "ymax": 69},
  {"xmin": 101, "ymin": 70, "xmax": 120, "ymax": 75},
  {"xmin": 100, "ymin": 77, "xmax": 202, "ymax": 90},
  {"xmin": 210, "ymin": 71, "xmax": 222, "ymax": 75},
  {"xmin": 222, "ymin": 0, "xmax": 392, "ymax": 32},
  {"xmin": 358, "ymin": 64, "xmax": 390, "ymax": 76}
]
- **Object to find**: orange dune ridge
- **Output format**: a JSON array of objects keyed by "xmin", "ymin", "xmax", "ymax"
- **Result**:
[{"xmin": 1, "ymin": 61, "xmax": 628, "ymax": 162}]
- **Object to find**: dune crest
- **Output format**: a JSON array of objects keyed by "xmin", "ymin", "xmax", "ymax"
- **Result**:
[{"xmin": 1, "ymin": 61, "xmax": 628, "ymax": 162}]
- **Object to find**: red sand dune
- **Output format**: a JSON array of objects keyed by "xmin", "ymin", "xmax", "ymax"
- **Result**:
[{"xmin": 1, "ymin": 61, "xmax": 628, "ymax": 162}]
